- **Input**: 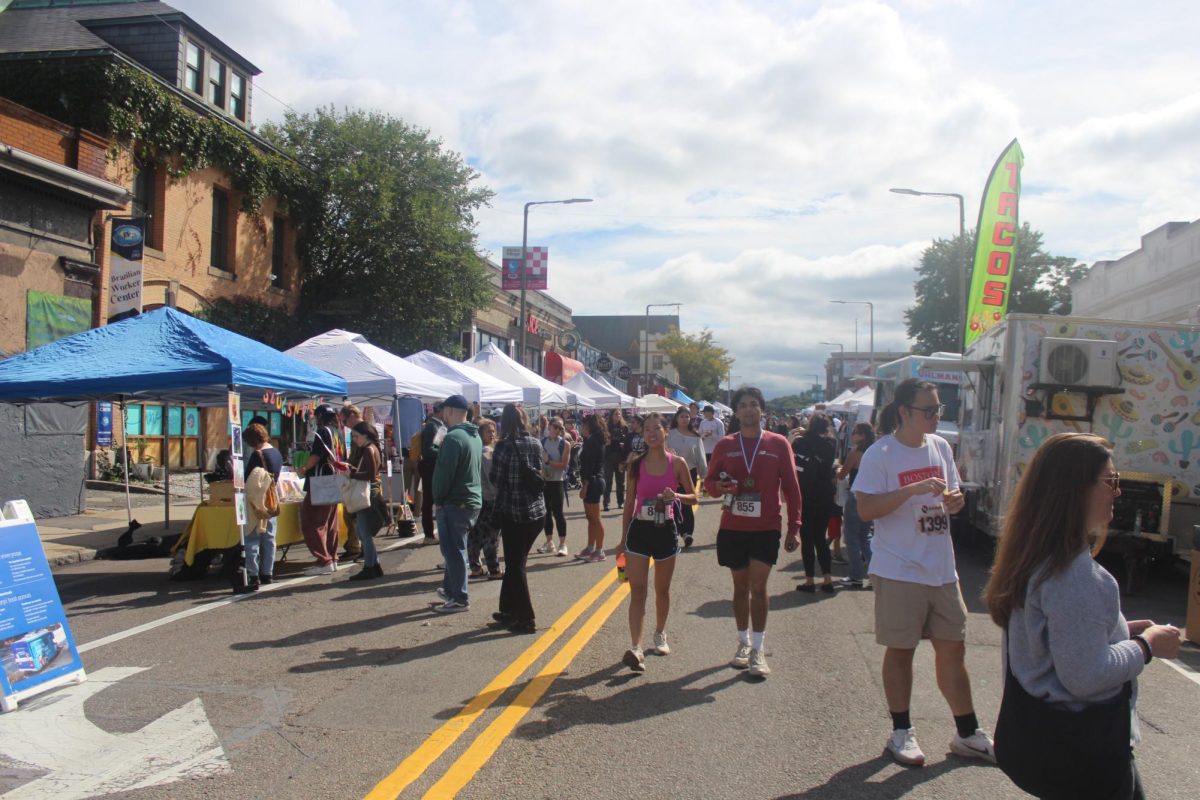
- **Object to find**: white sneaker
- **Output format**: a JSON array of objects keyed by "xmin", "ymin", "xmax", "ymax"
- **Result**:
[
  {"xmin": 622, "ymin": 646, "xmax": 645, "ymax": 672},
  {"xmin": 651, "ymin": 631, "xmax": 670, "ymax": 655},
  {"xmin": 950, "ymin": 729, "xmax": 996, "ymax": 763},
  {"xmin": 556, "ymin": 543, "xmax": 569, "ymax": 556},
  {"xmin": 731, "ymin": 643, "xmax": 752, "ymax": 669},
  {"xmin": 747, "ymin": 648, "xmax": 770, "ymax": 677},
  {"xmin": 304, "ymin": 563, "xmax": 335, "ymax": 576},
  {"xmin": 886, "ymin": 728, "xmax": 926, "ymax": 767},
  {"xmin": 536, "ymin": 540, "xmax": 555, "ymax": 554}
]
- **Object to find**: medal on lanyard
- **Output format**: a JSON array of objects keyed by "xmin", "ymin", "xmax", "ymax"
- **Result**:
[{"xmin": 740, "ymin": 433, "xmax": 762, "ymax": 489}]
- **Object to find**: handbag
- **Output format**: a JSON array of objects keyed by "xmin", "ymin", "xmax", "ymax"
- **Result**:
[
  {"xmin": 308, "ymin": 473, "xmax": 344, "ymax": 506},
  {"xmin": 342, "ymin": 475, "xmax": 371, "ymax": 513},
  {"xmin": 994, "ymin": 631, "xmax": 1134, "ymax": 798}
]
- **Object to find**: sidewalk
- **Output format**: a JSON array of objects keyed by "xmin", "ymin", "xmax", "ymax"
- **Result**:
[{"xmin": 38, "ymin": 490, "xmax": 200, "ymax": 570}]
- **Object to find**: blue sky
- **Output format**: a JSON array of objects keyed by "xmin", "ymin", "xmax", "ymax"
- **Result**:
[{"xmin": 173, "ymin": 0, "xmax": 1200, "ymax": 397}]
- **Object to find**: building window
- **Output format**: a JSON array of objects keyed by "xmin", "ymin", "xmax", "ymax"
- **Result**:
[
  {"xmin": 230, "ymin": 72, "xmax": 246, "ymax": 121},
  {"xmin": 207, "ymin": 58, "xmax": 226, "ymax": 109},
  {"xmin": 132, "ymin": 158, "xmax": 155, "ymax": 218},
  {"xmin": 652, "ymin": 354, "xmax": 664, "ymax": 370},
  {"xmin": 210, "ymin": 188, "xmax": 229, "ymax": 270},
  {"xmin": 185, "ymin": 41, "xmax": 203, "ymax": 93},
  {"xmin": 477, "ymin": 330, "xmax": 507, "ymax": 354},
  {"xmin": 271, "ymin": 215, "xmax": 286, "ymax": 288}
]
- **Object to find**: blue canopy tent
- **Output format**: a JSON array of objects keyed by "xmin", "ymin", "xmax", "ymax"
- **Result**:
[
  {"xmin": 670, "ymin": 388, "xmax": 694, "ymax": 405},
  {"xmin": 0, "ymin": 307, "xmax": 347, "ymax": 532}
]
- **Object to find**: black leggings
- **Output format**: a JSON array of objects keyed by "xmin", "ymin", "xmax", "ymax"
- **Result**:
[
  {"xmin": 603, "ymin": 454, "xmax": 625, "ymax": 508},
  {"xmin": 543, "ymin": 482, "xmax": 567, "ymax": 538},
  {"xmin": 676, "ymin": 468, "xmax": 698, "ymax": 537},
  {"xmin": 800, "ymin": 501, "xmax": 834, "ymax": 578}
]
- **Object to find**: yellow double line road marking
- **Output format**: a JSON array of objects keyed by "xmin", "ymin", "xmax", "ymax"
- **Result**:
[{"xmin": 365, "ymin": 569, "xmax": 626, "ymax": 799}]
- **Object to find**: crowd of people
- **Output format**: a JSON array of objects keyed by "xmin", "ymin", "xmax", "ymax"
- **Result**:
[{"xmin": 238, "ymin": 377, "xmax": 1182, "ymax": 798}]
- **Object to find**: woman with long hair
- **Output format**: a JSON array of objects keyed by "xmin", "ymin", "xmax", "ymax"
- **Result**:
[
  {"xmin": 468, "ymin": 418, "xmax": 502, "ymax": 580},
  {"xmin": 984, "ymin": 433, "xmax": 1181, "ymax": 798},
  {"xmin": 836, "ymin": 422, "xmax": 876, "ymax": 588},
  {"xmin": 537, "ymin": 417, "xmax": 572, "ymax": 556},
  {"xmin": 347, "ymin": 421, "xmax": 388, "ymax": 581},
  {"xmin": 488, "ymin": 404, "xmax": 547, "ymax": 633},
  {"xmin": 666, "ymin": 406, "xmax": 707, "ymax": 548},
  {"xmin": 297, "ymin": 404, "xmax": 345, "ymax": 575},
  {"xmin": 616, "ymin": 413, "xmax": 697, "ymax": 671},
  {"xmin": 603, "ymin": 409, "xmax": 629, "ymax": 512},
  {"xmin": 576, "ymin": 414, "xmax": 609, "ymax": 561},
  {"xmin": 792, "ymin": 412, "xmax": 838, "ymax": 593}
]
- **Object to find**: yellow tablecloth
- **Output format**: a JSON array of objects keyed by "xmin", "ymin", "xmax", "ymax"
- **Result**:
[{"xmin": 179, "ymin": 502, "xmax": 348, "ymax": 565}]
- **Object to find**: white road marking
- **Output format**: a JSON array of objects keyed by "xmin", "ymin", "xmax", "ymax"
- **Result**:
[
  {"xmin": 1159, "ymin": 656, "xmax": 1200, "ymax": 688},
  {"xmin": 76, "ymin": 535, "xmax": 422, "ymax": 654},
  {"xmin": 0, "ymin": 666, "xmax": 229, "ymax": 799}
]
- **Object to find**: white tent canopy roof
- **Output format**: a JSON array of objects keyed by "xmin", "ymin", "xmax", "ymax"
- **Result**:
[
  {"xmin": 464, "ymin": 343, "xmax": 595, "ymax": 408},
  {"xmin": 564, "ymin": 371, "xmax": 636, "ymax": 409},
  {"xmin": 827, "ymin": 386, "xmax": 875, "ymax": 412},
  {"xmin": 405, "ymin": 350, "xmax": 524, "ymax": 405},
  {"xmin": 637, "ymin": 394, "xmax": 683, "ymax": 412},
  {"xmin": 286, "ymin": 330, "xmax": 461, "ymax": 404}
]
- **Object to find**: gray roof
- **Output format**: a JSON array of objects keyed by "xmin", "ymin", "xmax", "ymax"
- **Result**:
[
  {"xmin": 572, "ymin": 315, "xmax": 679, "ymax": 359},
  {"xmin": 0, "ymin": 1, "xmax": 260, "ymax": 74}
]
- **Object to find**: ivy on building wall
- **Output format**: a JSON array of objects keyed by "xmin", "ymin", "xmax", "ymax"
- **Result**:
[{"xmin": 0, "ymin": 58, "xmax": 309, "ymax": 212}]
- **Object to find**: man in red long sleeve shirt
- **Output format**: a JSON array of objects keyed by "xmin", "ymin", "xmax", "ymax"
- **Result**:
[{"xmin": 704, "ymin": 386, "xmax": 802, "ymax": 678}]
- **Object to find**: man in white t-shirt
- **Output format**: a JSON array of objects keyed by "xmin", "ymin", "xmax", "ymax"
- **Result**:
[
  {"xmin": 697, "ymin": 405, "xmax": 725, "ymax": 456},
  {"xmin": 855, "ymin": 379, "xmax": 995, "ymax": 769}
]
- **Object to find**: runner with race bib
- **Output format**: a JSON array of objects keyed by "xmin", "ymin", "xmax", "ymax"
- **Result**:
[{"xmin": 704, "ymin": 386, "xmax": 802, "ymax": 679}]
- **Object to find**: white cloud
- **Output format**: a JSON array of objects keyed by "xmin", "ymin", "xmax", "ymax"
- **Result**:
[{"xmin": 169, "ymin": 0, "xmax": 1200, "ymax": 396}]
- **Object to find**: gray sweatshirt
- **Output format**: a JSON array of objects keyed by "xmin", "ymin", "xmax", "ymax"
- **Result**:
[{"xmin": 1005, "ymin": 548, "xmax": 1144, "ymax": 740}]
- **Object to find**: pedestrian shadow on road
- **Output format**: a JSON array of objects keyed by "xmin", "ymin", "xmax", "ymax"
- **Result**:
[
  {"xmin": 279, "ymin": 624, "xmax": 510, "ymax": 674},
  {"xmin": 229, "ymin": 606, "xmax": 435, "ymax": 651},
  {"xmin": 771, "ymin": 755, "xmax": 982, "ymax": 799},
  {"xmin": 508, "ymin": 663, "xmax": 741, "ymax": 740}
]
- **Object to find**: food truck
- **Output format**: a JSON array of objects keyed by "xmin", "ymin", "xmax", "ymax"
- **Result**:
[{"xmin": 957, "ymin": 313, "xmax": 1200, "ymax": 589}]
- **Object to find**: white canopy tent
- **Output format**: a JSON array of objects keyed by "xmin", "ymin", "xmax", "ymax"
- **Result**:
[
  {"xmin": 465, "ymin": 343, "xmax": 595, "ymax": 408},
  {"xmin": 637, "ymin": 394, "xmax": 683, "ymax": 413},
  {"xmin": 824, "ymin": 389, "xmax": 856, "ymax": 410},
  {"xmin": 592, "ymin": 374, "xmax": 638, "ymax": 407},
  {"xmin": 286, "ymin": 330, "xmax": 461, "ymax": 404},
  {"xmin": 405, "ymin": 349, "xmax": 524, "ymax": 406},
  {"xmin": 565, "ymin": 372, "xmax": 636, "ymax": 409},
  {"xmin": 829, "ymin": 386, "xmax": 874, "ymax": 412}
]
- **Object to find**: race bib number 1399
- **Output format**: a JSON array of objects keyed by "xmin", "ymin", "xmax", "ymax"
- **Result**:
[{"xmin": 914, "ymin": 502, "xmax": 949, "ymax": 535}]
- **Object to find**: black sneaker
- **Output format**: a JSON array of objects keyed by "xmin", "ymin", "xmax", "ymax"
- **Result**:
[
  {"xmin": 258, "ymin": 575, "xmax": 273, "ymax": 585},
  {"xmin": 683, "ymin": 535, "xmax": 694, "ymax": 548}
]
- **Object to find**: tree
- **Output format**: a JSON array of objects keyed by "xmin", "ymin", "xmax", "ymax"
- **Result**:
[
  {"xmin": 905, "ymin": 224, "xmax": 1088, "ymax": 354},
  {"xmin": 657, "ymin": 327, "xmax": 734, "ymax": 401},
  {"xmin": 196, "ymin": 297, "xmax": 298, "ymax": 352},
  {"xmin": 261, "ymin": 107, "xmax": 495, "ymax": 356}
]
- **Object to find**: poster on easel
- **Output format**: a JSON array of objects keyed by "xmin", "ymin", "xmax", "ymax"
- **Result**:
[{"xmin": 0, "ymin": 513, "xmax": 86, "ymax": 712}]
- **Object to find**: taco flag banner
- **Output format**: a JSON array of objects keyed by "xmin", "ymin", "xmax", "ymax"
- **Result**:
[{"xmin": 964, "ymin": 139, "xmax": 1024, "ymax": 348}]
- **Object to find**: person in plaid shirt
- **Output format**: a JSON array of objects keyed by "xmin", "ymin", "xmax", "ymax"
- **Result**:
[{"xmin": 489, "ymin": 404, "xmax": 547, "ymax": 634}]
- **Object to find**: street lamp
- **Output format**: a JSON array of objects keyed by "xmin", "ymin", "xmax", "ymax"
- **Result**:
[
  {"xmin": 643, "ymin": 302, "xmax": 682, "ymax": 397},
  {"xmin": 830, "ymin": 300, "xmax": 873, "ymax": 375},
  {"xmin": 820, "ymin": 340, "xmax": 844, "ymax": 394},
  {"xmin": 519, "ymin": 197, "xmax": 593, "ymax": 367},
  {"xmin": 890, "ymin": 187, "xmax": 967, "ymax": 351}
]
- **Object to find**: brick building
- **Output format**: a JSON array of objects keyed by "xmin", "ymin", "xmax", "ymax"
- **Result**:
[
  {"xmin": 0, "ymin": 0, "xmax": 305, "ymax": 503},
  {"xmin": 463, "ymin": 258, "xmax": 576, "ymax": 375}
]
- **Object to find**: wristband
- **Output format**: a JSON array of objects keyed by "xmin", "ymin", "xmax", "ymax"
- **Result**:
[{"xmin": 1131, "ymin": 634, "xmax": 1152, "ymax": 664}]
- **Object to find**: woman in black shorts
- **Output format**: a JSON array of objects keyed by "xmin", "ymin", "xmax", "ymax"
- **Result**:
[
  {"xmin": 616, "ymin": 412, "xmax": 697, "ymax": 672},
  {"xmin": 576, "ymin": 414, "xmax": 609, "ymax": 561}
]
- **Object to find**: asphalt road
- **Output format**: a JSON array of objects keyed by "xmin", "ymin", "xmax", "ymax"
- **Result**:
[{"xmin": 3, "ymin": 499, "xmax": 1198, "ymax": 799}]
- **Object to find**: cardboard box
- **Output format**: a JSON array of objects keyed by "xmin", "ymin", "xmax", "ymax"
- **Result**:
[{"xmin": 1187, "ymin": 526, "xmax": 1200, "ymax": 646}]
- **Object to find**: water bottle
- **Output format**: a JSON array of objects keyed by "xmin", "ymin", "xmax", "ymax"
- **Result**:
[
  {"xmin": 654, "ymin": 497, "xmax": 667, "ymax": 527},
  {"xmin": 720, "ymin": 471, "xmax": 736, "ymax": 509},
  {"xmin": 616, "ymin": 552, "xmax": 628, "ymax": 583}
]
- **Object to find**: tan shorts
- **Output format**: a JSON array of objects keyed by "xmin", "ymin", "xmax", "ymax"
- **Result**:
[{"xmin": 871, "ymin": 575, "xmax": 967, "ymax": 648}]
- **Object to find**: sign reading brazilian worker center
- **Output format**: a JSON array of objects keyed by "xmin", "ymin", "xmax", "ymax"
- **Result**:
[
  {"xmin": 964, "ymin": 139, "xmax": 1024, "ymax": 349},
  {"xmin": 0, "ymin": 517, "xmax": 86, "ymax": 712},
  {"xmin": 108, "ymin": 217, "xmax": 146, "ymax": 323}
]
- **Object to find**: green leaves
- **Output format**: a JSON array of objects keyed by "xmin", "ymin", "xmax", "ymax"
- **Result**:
[
  {"xmin": 657, "ymin": 327, "xmax": 734, "ymax": 401},
  {"xmin": 904, "ymin": 223, "xmax": 1086, "ymax": 354}
]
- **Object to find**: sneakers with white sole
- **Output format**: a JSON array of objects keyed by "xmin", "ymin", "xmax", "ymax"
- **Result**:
[
  {"xmin": 886, "ymin": 728, "xmax": 926, "ymax": 767},
  {"xmin": 574, "ymin": 547, "xmax": 594, "ymax": 560},
  {"xmin": 747, "ymin": 648, "xmax": 770, "ymax": 677},
  {"xmin": 432, "ymin": 600, "xmax": 469, "ymax": 614},
  {"xmin": 536, "ymin": 540, "xmax": 555, "ymax": 554},
  {"xmin": 622, "ymin": 646, "xmax": 645, "ymax": 672},
  {"xmin": 731, "ymin": 643, "xmax": 752, "ymax": 669},
  {"xmin": 304, "ymin": 563, "xmax": 335, "ymax": 576},
  {"xmin": 651, "ymin": 632, "xmax": 670, "ymax": 655},
  {"xmin": 556, "ymin": 543, "xmax": 569, "ymax": 556},
  {"xmin": 949, "ymin": 729, "xmax": 996, "ymax": 763}
]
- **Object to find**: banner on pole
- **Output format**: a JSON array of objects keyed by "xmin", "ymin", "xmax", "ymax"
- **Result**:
[
  {"xmin": 501, "ymin": 246, "xmax": 548, "ymax": 291},
  {"xmin": 107, "ymin": 218, "xmax": 145, "ymax": 324},
  {"xmin": 964, "ymin": 139, "xmax": 1024, "ymax": 349},
  {"xmin": 0, "ymin": 517, "xmax": 87, "ymax": 712}
]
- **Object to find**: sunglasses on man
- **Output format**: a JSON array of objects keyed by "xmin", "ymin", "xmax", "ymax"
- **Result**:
[{"xmin": 905, "ymin": 403, "xmax": 945, "ymax": 420}]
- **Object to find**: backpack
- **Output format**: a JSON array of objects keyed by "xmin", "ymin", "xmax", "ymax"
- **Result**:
[{"xmin": 264, "ymin": 476, "xmax": 281, "ymax": 518}]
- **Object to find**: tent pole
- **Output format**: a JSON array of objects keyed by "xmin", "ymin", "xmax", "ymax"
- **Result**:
[
  {"xmin": 119, "ymin": 398, "xmax": 131, "ymax": 526},
  {"xmin": 163, "ymin": 429, "xmax": 170, "ymax": 529}
]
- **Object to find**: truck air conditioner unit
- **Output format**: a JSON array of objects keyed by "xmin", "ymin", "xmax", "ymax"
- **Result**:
[{"xmin": 1038, "ymin": 338, "xmax": 1118, "ymax": 387}]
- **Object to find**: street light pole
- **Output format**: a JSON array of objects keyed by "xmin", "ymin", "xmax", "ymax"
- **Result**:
[
  {"xmin": 819, "ymin": 340, "xmax": 844, "ymax": 394},
  {"xmin": 889, "ymin": 187, "xmax": 967, "ymax": 351},
  {"xmin": 643, "ymin": 302, "xmax": 681, "ymax": 397},
  {"xmin": 519, "ymin": 197, "xmax": 593, "ymax": 368},
  {"xmin": 830, "ymin": 300, "xmax": 873, "ymax": 375}
]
